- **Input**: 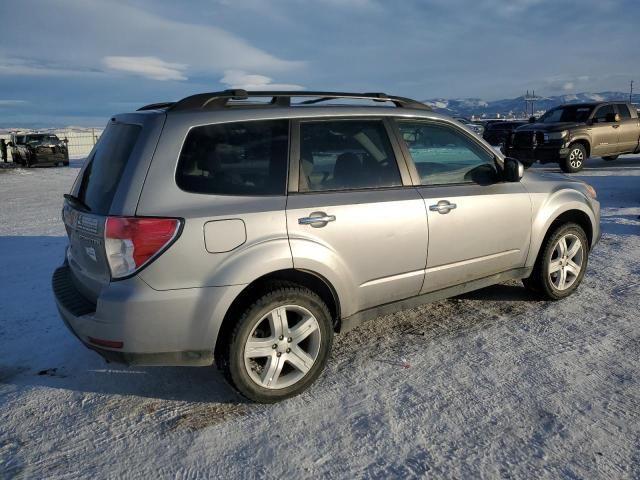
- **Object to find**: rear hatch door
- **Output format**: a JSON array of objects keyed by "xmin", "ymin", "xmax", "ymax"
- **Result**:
[{"xmin": 64, "ymin": 120, "xmax": 146, "ymax": 302}]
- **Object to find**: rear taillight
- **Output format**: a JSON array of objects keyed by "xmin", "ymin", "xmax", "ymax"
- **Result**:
[{"xmin": 105, "ymin": 216, "xmax": 181, "ymax": 279}]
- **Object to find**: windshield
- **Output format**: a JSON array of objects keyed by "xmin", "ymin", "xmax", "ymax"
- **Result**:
[
  {"xmin": 538, "ymin": 106, "xmax": 594, "ymax": 123},
  {"xmin": 26, "ymin": 134, "xmax": 61, "ymax": 145}
]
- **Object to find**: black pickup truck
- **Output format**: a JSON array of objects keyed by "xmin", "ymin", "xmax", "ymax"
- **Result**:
[
  {"xmin": 504, "ymin": 101, "xmax": 640, "ymax": 173},
  {"xmin": 9, "ymin": 133, "xmax": 69, "ymax": 167}
]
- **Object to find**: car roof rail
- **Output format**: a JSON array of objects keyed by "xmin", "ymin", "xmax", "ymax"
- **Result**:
[
  {"xmin": 137, "ymin": 102, "xmax": 177, "ymax": 111},
  {"xmin": 166, "ymin": 90, "xmax": 431, "ymax": 112}
]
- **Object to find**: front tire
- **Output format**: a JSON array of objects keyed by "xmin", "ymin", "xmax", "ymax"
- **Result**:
[
  {"xmin": 218, "ymin": 286, "xmax": 333, "ymax": 403},
  {"xmin": 523, "ymin": 223, "xmax": 589, "ymax": 300},
  {"xmin": 560, "ymin": 144, "xmax": 587, "ymax": 173}
]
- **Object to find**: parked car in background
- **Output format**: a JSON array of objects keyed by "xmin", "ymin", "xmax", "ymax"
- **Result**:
[
  {"xmin": 53, "ymin": 90, "xmax": 600, "ymax": 403},
  {"xmin": 505, "ymin": 102, "xmax": 640, "ymax": 173},
  {"xmin": 454, "ymin": 116, "xmax": 485, "ymax": 136},
  {"xmin": 483, "ymin": 120, "xmax": 528, "ymax": 146},
  {"xmin": 9, "ymin": 133, "xmax": 69, "ymax": 167}
]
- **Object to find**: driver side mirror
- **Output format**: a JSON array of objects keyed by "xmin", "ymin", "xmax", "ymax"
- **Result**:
[
  {"xmin": 63, "ymin": 137, "xmax": 69, "ymax": 144},
  {"xmin": 503, "ymin": 157, "xmax": 524, "ymax": 182}
]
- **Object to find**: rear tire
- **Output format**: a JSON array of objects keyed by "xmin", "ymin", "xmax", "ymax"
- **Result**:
[
  {"xmin": 602, "ymin": 155, "xmax": 618, "ymax": 161},
  {"xmin": 560, "ymin": 143, "xmax": 587, "ymax": 173},
  {"xmin": 523, "ymin": 223, "xmax": 589, "ymax": 300},
  {"xmin": 217, "ymin": 286, "xmax": 333, "ymax": 403}
]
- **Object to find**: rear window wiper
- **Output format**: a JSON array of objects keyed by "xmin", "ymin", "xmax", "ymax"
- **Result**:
[{"xmin": 64, "ymin": 193, "xmax": 91, "ymax": 212}]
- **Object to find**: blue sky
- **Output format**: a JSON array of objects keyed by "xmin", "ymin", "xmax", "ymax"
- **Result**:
[{"xmin": 0, "ymin": 0, "xmax": 638, "ymax": 127}]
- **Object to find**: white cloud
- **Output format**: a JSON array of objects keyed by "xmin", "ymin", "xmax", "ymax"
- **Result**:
[
  {"xmin": 103, "ymin": 56, "xmax": 187, "ymax": 81},
  {"xmin": 220, "ymin": 70, "xmax": 304, "ymax": 90},
  {"xmin": 0, "ymin": 0, "xmax": 302, "ymax": 80},
  {"xmin": 0, "ymin": 57, "xmax": 97, "ymax": 77},
  {"xmin": 0, "ymin": 99, "xmax": 26, "ymax": 106},
  {"xmin": 563, "ymin": 82, "xmax": 574, "ymax": 90}
]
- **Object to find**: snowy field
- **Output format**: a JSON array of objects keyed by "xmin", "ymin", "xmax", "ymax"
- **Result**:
[{"xmin": 1, "ymin": 157, "xmax": 639, "ymax": 478}]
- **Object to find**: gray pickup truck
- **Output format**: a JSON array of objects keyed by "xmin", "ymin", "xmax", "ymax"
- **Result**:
[{"xmin": 505, "ymin": 101, "xmax": 640, "ymax": 172}]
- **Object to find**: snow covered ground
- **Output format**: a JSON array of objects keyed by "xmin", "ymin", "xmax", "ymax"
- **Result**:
[{"xmin": 1, "ymin": 157, "xmax": 639, "ymax": 478}]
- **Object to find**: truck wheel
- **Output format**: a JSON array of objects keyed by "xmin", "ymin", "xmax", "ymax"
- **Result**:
[
  {"xmin": 602, "ymin": 155, "xmax": 618, "ymax": 161},
  {"xmin": 217, "ymin": 286, "xmax": 333, "ymax": 403},
  {"xmin": 523, "ymin": 223, "xmax": 589, "ymax": 300},
  {"xmin": 560, "ymin": 144, "xmax": 587, "ymax": 173}
]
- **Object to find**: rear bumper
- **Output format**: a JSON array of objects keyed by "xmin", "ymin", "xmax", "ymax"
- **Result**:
[
  {"xmin": 506, "ymin": 146, "xmax": 569, "ymax": 164},
  {"xmin": 52, "ymin": 265, "xmax": 245, "ymax": 366}
]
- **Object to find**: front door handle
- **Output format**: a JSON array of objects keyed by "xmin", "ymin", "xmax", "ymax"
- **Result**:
[
  {"xmin": 298, "ymin": 212, "xmax": 336, "ymax": 227},
  {"xmin": 429, "ymin": 200, "xmax": 457, "ymax": 214},
  {"xmin": 612, "ymin": 124, "xmax": 620, "ymax": 129}
]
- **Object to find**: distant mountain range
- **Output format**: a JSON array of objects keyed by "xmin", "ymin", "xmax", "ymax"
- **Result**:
[{"xmin": 422, "ymin": 91, "xmax": 640, "ymax": 118}]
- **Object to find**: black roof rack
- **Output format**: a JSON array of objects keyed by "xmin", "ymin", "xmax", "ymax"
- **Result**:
[
  {"xmin": 137, "ymin": 102, "xmax": 176, "ymax": 111},
  {"xmin": 160, "ymin": 90, "xmax": 430, "ymax": 112}
]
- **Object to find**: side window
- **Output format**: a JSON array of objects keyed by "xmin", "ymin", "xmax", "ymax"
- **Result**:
[
  {"xmin": 176, "ymin": 120, "xmax": 289, "ymax": 195},
  {"xmin": 298, "ymin": 120, "xmax": 402, "ymax": 192},
  {"xmin": 617, "ymin": 104, "xmax": 631, "ymax": 120},
  {"xmin": 396, "ymin": 121, "xmax": 496, "ymax": 186},
  {"xmin": 593, "ymin": 105, "xmax": 615, "ymax": 123}
]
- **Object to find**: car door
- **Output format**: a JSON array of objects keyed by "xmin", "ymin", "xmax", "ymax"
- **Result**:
[
  {"xmin": 286, "ymin": 118, "xmax": 428, "ymax": 316},
  {"xmin": 393, "ymin": 119, "xmax": 532, "ymax": 293},
  {"xmin": 614, "ymin": 104, "xmax": 640, "ymax": 154},
  {"xmin": 589, "ymin": 104, "xmax": 620, "ymax": 156}
]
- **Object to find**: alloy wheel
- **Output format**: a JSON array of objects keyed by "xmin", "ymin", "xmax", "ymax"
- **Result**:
[
  {"xmin": 568, "ymin": 147, "xmax": 584, "ymax": 169},
  {"xmin": 548, "ymin": 233, "xmax": 584, "ymax": 291},
  {"xmin": 243, "ymin": 305, "xmax": 322, "ymax": 389}
]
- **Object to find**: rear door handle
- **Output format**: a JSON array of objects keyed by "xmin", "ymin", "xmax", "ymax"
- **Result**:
[
  {"xmin": 298, "ymin": 212, "xmax": 336, "ymax": 227},
  {"xmin": 429, "ymin": 200, "xmax": 457, "ymax": 214}
]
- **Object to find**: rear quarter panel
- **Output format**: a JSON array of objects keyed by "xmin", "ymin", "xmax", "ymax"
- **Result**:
[{"xmin": 135, "ymin": 112, "xmax": 293, "ymax": 290}]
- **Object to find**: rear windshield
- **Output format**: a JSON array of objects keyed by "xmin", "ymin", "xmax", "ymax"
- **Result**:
[
  {"xmin": 176, "ymin": 119, "xmax": 289, "ymax": 195},
  {"xmin": 77, "ymin": 122, "xmax": 141, "ymax": 215}
]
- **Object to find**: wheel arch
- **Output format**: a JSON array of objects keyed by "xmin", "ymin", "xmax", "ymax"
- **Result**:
[
  {"xmin": 527, "ymin": 204, "xmax": 595, "ymax": 269},
  {"xmin": 569, "ymin": 138, "xmax": 591, "ymax": 158},
  {"xmin": 214, "ymin": 268, "xmax": 342, "ymax": 359}
]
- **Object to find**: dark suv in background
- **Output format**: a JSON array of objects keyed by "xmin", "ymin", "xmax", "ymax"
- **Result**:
[
  {"xmin": 483, "ymin": 120, "xmax": 528, "ymax": 146},
  {"xmin": 9, "ymin": 133, "xmax": 69, "ymax": 167},
  {"xmin": 505, "ymin": 102, "xmax": 640, "ymax": 173}
]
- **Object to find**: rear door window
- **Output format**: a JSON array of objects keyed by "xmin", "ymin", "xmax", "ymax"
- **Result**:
[
  {"xmin": 298, "ymin": 120, "xmax": 402, "ymax": 192},
  {"xmin": 176, "ymin": 120, "xmax": 289, "ymax": 195},
  {"xmin": 616, "ymin": 104, "xmax": 632, "ymax": 120},
  {"xmin": 77, "ymin": 122, "xmax": 141, "ymax": 215}
]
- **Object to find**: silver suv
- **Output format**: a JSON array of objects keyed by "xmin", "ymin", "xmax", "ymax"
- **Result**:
[{"xmin": 52, "ymin": 90, "xmax": 600, "ymax": 403}]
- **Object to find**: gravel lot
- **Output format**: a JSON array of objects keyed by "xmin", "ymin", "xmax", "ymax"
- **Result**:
[{"xmin": 1, "ymin": 157, "xmax": 639, "ymax": 479}]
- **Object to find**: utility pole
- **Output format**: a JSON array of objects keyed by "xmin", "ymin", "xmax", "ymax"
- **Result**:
[{"xmin": 631, "ymin": 80, "xmax": 634, "ymax": 103}]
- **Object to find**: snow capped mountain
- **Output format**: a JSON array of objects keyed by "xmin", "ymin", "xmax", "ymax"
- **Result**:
[{"xmin": 422, "ymin": 91, "xmax": 639, "ymax": 118}]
